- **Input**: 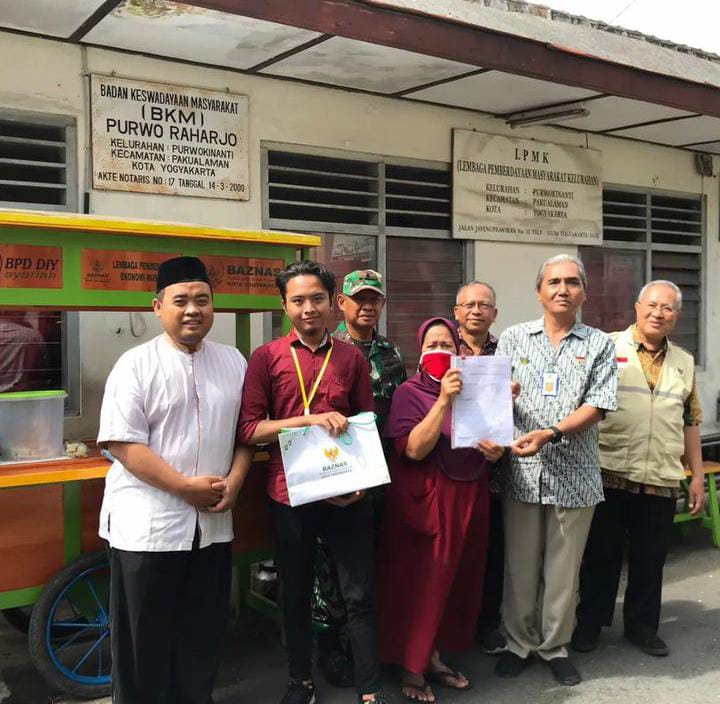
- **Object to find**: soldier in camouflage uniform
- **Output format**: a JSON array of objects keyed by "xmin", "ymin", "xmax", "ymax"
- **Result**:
[
  {"xmin": 313, "ymin": 269, "xmax": 406, "ymax": 688},
  {"xmin": 334, "ymin": 270, "xmax": 406, "ymax": 436}
]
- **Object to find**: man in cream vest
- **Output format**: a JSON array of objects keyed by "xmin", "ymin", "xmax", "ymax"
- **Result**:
[{"xmin": 572, "ymin": 280, "xmax": 705, "ymax": 658}]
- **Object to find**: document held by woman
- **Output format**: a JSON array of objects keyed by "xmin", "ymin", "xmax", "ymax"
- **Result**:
[{"xmin": 450, "ymin": 355, "xmax": 514, "ymax": 448}]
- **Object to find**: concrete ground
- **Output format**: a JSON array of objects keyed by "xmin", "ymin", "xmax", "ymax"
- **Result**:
[{"xmin": 2, "ymin": 523, "xmax": 720, "ymax": 704}]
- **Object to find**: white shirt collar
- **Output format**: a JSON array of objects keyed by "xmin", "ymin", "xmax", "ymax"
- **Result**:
[
  {"xmin": 161, "ymin": 332, "xmax": 204, "ymax": 355},
  {"xmin": 295, "ymin": 331, "xmax": 329, "ymax": 351}
]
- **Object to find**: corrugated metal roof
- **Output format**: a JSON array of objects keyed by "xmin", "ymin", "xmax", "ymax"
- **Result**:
[{"xmin": 369, "ymin": 0, "xmax": 720, "ymax": 88}]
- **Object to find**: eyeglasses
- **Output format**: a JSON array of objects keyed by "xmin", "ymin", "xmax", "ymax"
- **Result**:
[
  {"xmin": 457, "ymin": 301, "xmax": 495, "ymax": 312},
  {"xmin": 641, "ymin": 302, "xmax": 678, "ymax": 315}
]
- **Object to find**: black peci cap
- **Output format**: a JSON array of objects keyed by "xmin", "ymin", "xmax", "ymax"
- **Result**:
[{"xmin": 156, "ymin": 256, "xmax": 211, "ymax": 293}]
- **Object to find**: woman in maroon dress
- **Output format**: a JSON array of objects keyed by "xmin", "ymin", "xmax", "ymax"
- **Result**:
[{"xmin": 376, "ymin": 317, "xmax": 503, "ymax": 702}]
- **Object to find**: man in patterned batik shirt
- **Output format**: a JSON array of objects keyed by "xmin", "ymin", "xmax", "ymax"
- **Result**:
[
  {"xmin": 314, "ymin": 269, "xmax": 406, "ymax": 688},
  {"xmin": 494, "ymin": 254, "xmax": 617, "ymax": 688}
]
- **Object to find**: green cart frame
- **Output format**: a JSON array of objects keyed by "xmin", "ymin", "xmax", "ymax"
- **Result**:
[{"xmin": 0, "ymin": 208, "xmax": 318, "ymax": 698}]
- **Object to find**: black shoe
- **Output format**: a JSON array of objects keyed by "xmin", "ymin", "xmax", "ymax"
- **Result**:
[
  {"xmin": 318, "ymin": 648, "xmax": 355, "ymax": 688},
  {"xmin": 477, "ymin": 628, "xmax": 508, "ymax": 655},
  {"xmin": 548, "ymin": 657, "xmax": 582, "ymax": 686},
  {"xmin": 494, "ymin": 652, "xmax": 530, "ymax": 678},
  {"xmin": 571, "ymin": 623, "xmax": 601, "ymax": 653},
  {"xmin": 624, "ymin": 633, "xmax": 669, "ymax": 657},
  {"xmin": 280, "ymin": 680, "xmax": 316, "ymax": 704}
]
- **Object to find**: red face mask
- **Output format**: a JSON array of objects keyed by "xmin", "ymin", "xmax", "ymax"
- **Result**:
[{"xmin": 419, "ymin": 350, "xmax": 453, "ymax": 381}]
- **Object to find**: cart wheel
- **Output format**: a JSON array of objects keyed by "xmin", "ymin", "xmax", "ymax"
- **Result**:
[
  {"xmin": 28, "ymin": 550, "xmax": 111, "ymax": 699},
  {"xmin": 1, "ymin": 607, "xmax": 32, "ymax": 633}
]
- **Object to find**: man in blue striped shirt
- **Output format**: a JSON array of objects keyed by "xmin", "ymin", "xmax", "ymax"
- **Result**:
[{"xmin": 494, "ymin": 254, "xmax": 617, "ymax": 687}]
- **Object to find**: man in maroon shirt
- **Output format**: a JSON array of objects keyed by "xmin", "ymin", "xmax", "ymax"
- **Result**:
[
  {"xmin": 453, "ymin": 281, "xmax": 506, "ymax": 657},
  {"xmin": 239, "ymin": 260, "xmax": 386, "ymax": 704}
]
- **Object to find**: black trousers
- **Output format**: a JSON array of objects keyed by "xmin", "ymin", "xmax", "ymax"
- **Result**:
[
  {"xmin": 576, "ymin": 487, "xmax": 676, "ymax": 639},
  {"xmin": 271, "ymin": 497, "xmax": 381, "ymax": 695},
  {"xmin": 109, "ymin": 534, "xmax": 232, "ymax": 704},
  {"xmin": 315, "ymin": 485, "xmax": 387, "ymax": 653},
  {"xmin": 478, "ymin": 492, "xmax": 505, "ymax": 632}
]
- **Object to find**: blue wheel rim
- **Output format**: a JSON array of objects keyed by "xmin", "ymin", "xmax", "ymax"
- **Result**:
[{"xmin": 45, "ymin": 562, "xmax": 111, "ymax": 686}]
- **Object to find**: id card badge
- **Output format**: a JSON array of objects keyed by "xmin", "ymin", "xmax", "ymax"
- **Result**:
[{"xmin": 542, "ymin": 371, "xmax": 559, "ymax": 397}]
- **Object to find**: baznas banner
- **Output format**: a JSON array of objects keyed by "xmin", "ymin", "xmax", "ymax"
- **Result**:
[{"xmin": 453, "ymin": 129, "xmax": 602, "ymax": 246}]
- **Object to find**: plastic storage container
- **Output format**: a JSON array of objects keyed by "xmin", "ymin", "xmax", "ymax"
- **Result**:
[{"xmin": 0, "ymin": 390, "xmax": 67, "ymax": 462}]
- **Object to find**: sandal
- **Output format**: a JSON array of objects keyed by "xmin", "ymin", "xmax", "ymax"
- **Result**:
[
  {"xmin": 360, "ymin": 693, "xmax": 389, "ymax": 704},
  {"xmin": 425, "ymin": 667, "xmax": 472, "ymax": 691},
  {"xmin": 400, "ymin": 681, "xmax": 436, "ymax": 702}
]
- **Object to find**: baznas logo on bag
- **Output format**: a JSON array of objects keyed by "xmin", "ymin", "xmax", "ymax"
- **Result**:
[
  {"xmin": 280, "ymin": 411, "xmax": 390, "ymax": 506},
  {"xmin": 321, "ymin": 445, "xmax": 351, "ymax": 475},
  {"xmin": 324, "ymin": 446, "xmax": 340, "ymax": 461}
]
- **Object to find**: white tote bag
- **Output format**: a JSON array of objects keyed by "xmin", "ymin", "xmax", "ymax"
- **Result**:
[{"xmin": 279, "ymin": 412, "xmax": 391, "ymax": 507}]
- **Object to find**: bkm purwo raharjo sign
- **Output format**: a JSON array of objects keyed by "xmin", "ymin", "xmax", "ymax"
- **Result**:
[
  {"xmin": 453, "ymin": 129, "xmax": 602, "ymax": 245},
  {"xmin": 91, "ymin": 76, "xmax": 249, "ymax": 200}
]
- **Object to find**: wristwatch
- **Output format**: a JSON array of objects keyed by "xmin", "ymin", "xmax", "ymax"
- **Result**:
[{"xmin": 547, "ymin": 426, "xmax": 564, "ymax": 444}]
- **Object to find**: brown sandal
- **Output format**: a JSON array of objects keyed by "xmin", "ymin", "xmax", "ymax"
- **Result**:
[
  {"xmin": 400, "ymin": 681, "xmax": 436, "ymax": 702},
  {"xmin": 425, "ymin": 667, "xmax": 472, "ymax": 691}
]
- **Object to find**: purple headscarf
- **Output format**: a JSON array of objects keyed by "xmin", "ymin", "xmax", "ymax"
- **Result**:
[{"xmin": 384, "ymin": 317, "xmax": 487, "ymax": 481}]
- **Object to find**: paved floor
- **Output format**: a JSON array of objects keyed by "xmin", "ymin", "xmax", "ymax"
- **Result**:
[{"xmin": 2, "ymin": 524, "xmax": 720, "ymax": 704}]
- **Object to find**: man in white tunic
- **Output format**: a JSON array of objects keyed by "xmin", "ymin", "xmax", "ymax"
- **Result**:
[{"xmin": 98, "ymin": 256, "xmax": 250, "ymax": 704}]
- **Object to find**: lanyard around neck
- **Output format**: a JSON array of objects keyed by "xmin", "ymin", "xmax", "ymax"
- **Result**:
[{"xmin": 290, "ymin": 343, "xmax": 333, "ymax": 416}]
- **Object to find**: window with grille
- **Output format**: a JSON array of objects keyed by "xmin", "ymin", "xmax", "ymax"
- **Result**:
[
  {"xmin": 267, "ymin": 150, "xmax": 379, "ymax": 228},
  {"xmin": 263, "ymin": 146, "xmax": 459, "ymax": 353},
  {"xmin": 581, "ymin": 188, "xmax": 703, "ymax": 362},
  {"xmin": 0, "ymin": 310, "xmax": 62, "ymax": 391},
  {"xmin": 384, "ymin": 163, "xmax": 451, "ymax": 233},
  {"xmin": 264, "ymin": 148, "xmax": 451, "ymax": 235},
  {"xmin": 0, "ymin": 111, "xmax": 79, "ymax": 413},
  {"xmin": 386, "ymin": 237, "xmax": 465, "ymax": 374},
  {"xmin": 0, "ymin": 113, "xmax": 75, "ymax": 209}
]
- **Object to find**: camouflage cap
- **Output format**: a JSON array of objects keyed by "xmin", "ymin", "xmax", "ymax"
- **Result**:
[{"xmin": 342, "ymin": 269, "xmax": 386, "ymax": 297}]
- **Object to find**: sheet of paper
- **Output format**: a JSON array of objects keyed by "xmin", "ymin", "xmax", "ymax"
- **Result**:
[{"xmin": 451, "ymin": 355, "xmax": 514, "ymax": 448}]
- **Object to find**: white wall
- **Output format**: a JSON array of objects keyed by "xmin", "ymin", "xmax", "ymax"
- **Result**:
[
  {"xmin": 474, "ymin": 241, "xmax": 578, "ymax": 332},
  {"xmin": 1, "ymin": 32, "xmax": 717, "ymax": 433}
]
